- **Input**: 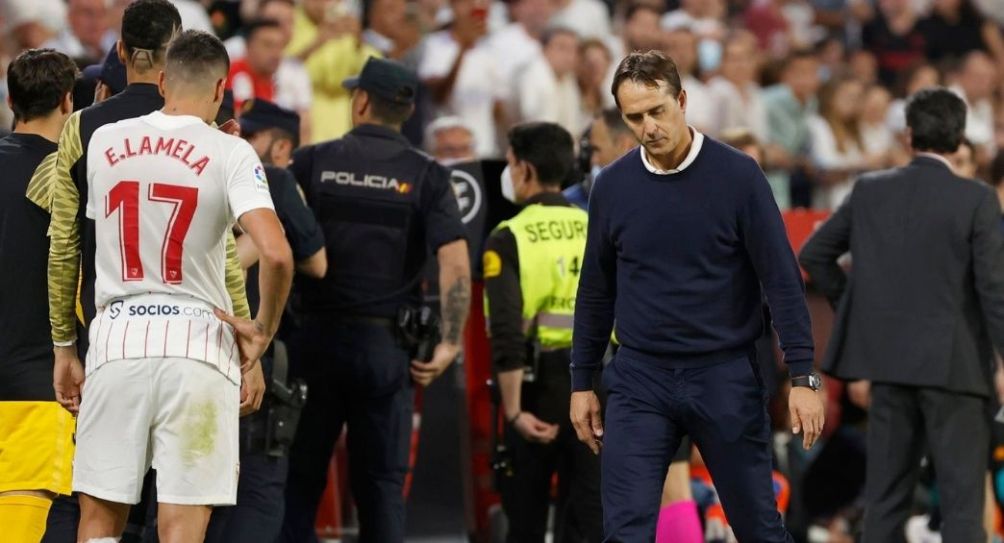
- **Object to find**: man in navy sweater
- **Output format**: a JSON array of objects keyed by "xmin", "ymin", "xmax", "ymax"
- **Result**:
[{"xmin": 569, "ymin": 51, "xmax": 825, "ymax": 542}]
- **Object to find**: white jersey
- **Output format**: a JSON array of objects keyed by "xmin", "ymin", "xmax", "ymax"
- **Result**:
[{"xmin": 85, "ymin": 111, "xmax": 273, "ymax": 381}]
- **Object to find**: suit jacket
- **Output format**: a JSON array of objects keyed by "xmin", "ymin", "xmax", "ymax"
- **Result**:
[{"xmin": 799, "ymin": 156, "xmax": 1004, "ymax": 396}]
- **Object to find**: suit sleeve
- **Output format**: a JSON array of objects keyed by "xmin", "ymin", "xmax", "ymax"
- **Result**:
[
  {"xmin": 484, "ymin": 227, "xmax": 525, "ymax": 373},
  {"xmin": 570, "ymin": 173, "xmax": 617, "ymax": 391},
  {"xmin": 799, "ymin": 186, "xmax": 853, "ymax": 307},
  {"xmin": 47, "ymin": 112, "xmax": 84, "ymax": 345},
  {"xmin": 971, "ymin": 188, "xmax": 1004, "ymax": 351},
  {"xmin": 739, "ymin": 160, "xmax": 814, "ymax": 377}
]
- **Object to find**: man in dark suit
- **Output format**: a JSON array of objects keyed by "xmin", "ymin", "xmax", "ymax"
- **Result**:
[{"xmin": 800, "ymin": 88, "xmax": 1004, "ymax": 543}]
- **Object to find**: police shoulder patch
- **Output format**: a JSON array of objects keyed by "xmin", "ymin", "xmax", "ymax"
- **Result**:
[{"xmin": 483, "ymin": 250, "xmax": 502, "ymax": 278}]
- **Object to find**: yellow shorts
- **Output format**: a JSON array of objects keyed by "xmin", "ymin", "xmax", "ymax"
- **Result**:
[{"xmin": 0, "ymin": 402, "xmax": 75, "ymax": 495}]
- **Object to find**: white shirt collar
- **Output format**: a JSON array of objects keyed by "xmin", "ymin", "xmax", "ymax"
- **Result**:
[
  {"xmin": 144, "ymin": 110, "xmax": 206, "ymax": 129},
  {"xmin": 640, "ymin": 127, "xmax": 704, "ymax": 175},
  {"xmin": 916, "ymin": 152, "xmax": 954, "ymax": 170}
]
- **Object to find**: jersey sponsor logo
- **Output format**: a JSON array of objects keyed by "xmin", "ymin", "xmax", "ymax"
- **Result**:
[
  {"xmin": 103, "ymin": 136, "xmax": 211, "ymax": 176},
  {"xmin": 106, "ymin": 300, "xmax": 214, "ymax": 320},
  {"xmin": 450, "ymin": 169, "xmax": 482, "ymax": 224},
  {"xmin": 320, "ymin": 171, "xmax": 412, "ymax": 194},
  {"xmin": 253, "ymin": 164, "xmax": 269, "ymax": 193},
  {"xmin": 483, "ymin": 250, "xmax": 501, "ymax": 278}
]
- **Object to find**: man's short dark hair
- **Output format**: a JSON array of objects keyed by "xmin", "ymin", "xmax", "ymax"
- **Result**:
[
  {"xmin": 597, "ymin": 107, "xmax": 631, "ymax": 139},
  {"xmin": 244, "ymin": 18, "xmax": 282, "ymax": 42},
  {"xmin": 625, "ymin": 2, "xmax": 660, "ymax": 22},
  {"xmin": 367, "ymin": 92, "xmax": 414, "ymax": 126},
  {"xmin": 781, "ymin": 48, "xmax": 818, "ymax": 72},
  {"xmin": 611, "ymin": 51, "xmax": 682, "ymax": 108},
  {"xmin": 905, "ymin": 87, "xmax": 967, "ymax": 154},
  {"xmin": 7, "ymin": 49, "xmax": 79, "ymax": 123},
  {"xmin": 165, "ymin": 30, "xmax": 231, "ymax": 88},
  {"xmin": 990, "ymin": 151, "xmax": 1004, "ymax": 188},
  {"xmin": 121, "ymin": 0, "xmax": 182, "ymax": 68},
  {"xmin": 508, "ymin": 122, "xmax": 575, "ymax": 187}
]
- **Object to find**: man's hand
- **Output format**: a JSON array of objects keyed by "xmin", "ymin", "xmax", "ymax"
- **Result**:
[
  {"xmin": 53, "ymin": 346, "xmax": 85, "ymax": 415},
  {"xmin": 570, "ymin": 390, "xmax": 603, "ymax": 454},
  {"xmin": 789, "ymin": 386, "xmax": 825, "ymax": 450},
  {"xmin": 217, "ymin": 119, "xmax": 240, "ymax": 137},
  {"xmin": 410, "ymin": 342, "xmax": 459, "ymax": 387},
  {"xmin": 240, "ymin": 360, "xmax": 266, "ymax": 417},
  {"xmin": 847, "ymin": 379, "xmax": 871, "ymax": 410},
  {"xmin": 511, "ymin": 411, "xmax": 559, "ymax": 444},
  {"xmin": 214, "ymin": 308, "xmax": 272, "ymax": 372}
]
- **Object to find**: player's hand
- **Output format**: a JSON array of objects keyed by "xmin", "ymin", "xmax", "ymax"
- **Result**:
[
  {"xmin": 53, "ymin": 346, "xmax": 85, "ymax": 415},
  {"xmin": 511, "ymin": 411, "xmax": 559, "ymax": 444},
  {"xmin": 214, "ymin": 308, "xmax": 272, "ymax": 372},
  {"xmin": 240, "ymin": 360, "xmax": 266, "ymax": 417},
  {"xmin": 847, "ymin": 379, "xmax": 871, "ymax": 410},
  {"xmin": 218, "ymin": 119, "xmax": 240, "ymax": 137},
  {"xmin": 410, "ymin": 342, "xmax": 459, "ymax": 387},
  {"xmin": 570, "ymin": 390, "xmax": 603, "ymax": 454},
  {"xmin": 789, "ymin": 386, "xmax": 825, "ymax": 450}
]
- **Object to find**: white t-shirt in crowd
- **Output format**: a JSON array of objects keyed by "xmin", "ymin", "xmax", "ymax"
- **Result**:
[
  {"xmin": 951, "ymin": 85, "xmax": 995, "ymax": 153},
  {"xmin": 807, "ymin": 114, "xmax": 865, "ymax": 209},
  {"xmin": 550, "ymin": 0, "xmax": 612, "ymax": 40},
  {"xmin": 515, "ymin": 56, "xmax": 585, "ymax": 137},
  {"xmin": 419, "ymin": 31, "xmax": 505, "ymax": 157},
  {"xmin": 487, "ymin": 23, "xmax": 542, "ymax": 85},
  {"xmin": 170, "ymin": 0, "xmax": 214, "ymax": 33},
  {"xmin": 85, "ymin": 111, "xmax": 274, "ymax": 379},
  {"xmin": 681, "ymin": 74, "xmax": 716, "ymax": 135},
  {"xmin": 706, "ymin": 76, "xmax": 768, "ymax": 141}
]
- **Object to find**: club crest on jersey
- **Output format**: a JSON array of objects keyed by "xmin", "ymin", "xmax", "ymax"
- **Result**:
[
  {"xmin": 104, "ymin": 136, "xmax": 211, "ymax": 176},
  {"xmin": 320, "ymin": 170, "xmax": 412, "ymax": 194},
  {"xmin": 253, "ymin": 164, "xmax": 269, "ymax": 193}
]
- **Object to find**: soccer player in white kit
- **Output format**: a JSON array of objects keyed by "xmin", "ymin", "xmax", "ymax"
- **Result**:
[{"xmin": 50, "ymin": 30, "xmax": 294, "ymax": 542}]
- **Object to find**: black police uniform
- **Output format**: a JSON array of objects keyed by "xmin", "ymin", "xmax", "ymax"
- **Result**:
[
  {"xmin": 205, "ymin": 165, "xmax": 323, "ymax": 543},
  {"xmin": 281, "ymin": 122, "xmax": 465, "ymax": 541}
]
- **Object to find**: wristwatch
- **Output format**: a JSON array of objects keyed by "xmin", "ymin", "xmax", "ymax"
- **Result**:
[{"xmin": 791, "ymin": 372, "xmax": 822, "ymax": 391}]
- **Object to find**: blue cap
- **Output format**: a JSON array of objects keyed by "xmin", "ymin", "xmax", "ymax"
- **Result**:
[
  {"xmin": 342, "ymin": 57, "xmax": 418, "ymax": 105},
  {"xmin": 238, "ymin": 99, "xmax": 300, "ymax": 145},
  {"xmin": 82, "ymin": 48, "xmax": 127, "ymax": 96}
]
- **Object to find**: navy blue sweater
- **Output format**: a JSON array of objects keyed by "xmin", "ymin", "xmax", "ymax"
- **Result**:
[{"xmin": 570, "ymin": 137, "xmax": 814, "ymax": 392}]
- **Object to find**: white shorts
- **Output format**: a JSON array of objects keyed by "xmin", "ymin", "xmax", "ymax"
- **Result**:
[{"xmin": 72, "ymin": 357, "xmax": 239, "ymax": 506}]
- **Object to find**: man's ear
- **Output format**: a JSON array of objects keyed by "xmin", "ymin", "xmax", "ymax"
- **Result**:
[
  {"xmin": 677, "ymin": 88, "xmax": 688, "ymax": 113},
  {"xmin": 116, "ymin": 40, "xmax": 127, "ymax": 65},
  {"xmin": 216, "ymin": 78, "xmax": 227, "ymax": 103},
  {"xmin": 61, "ymin": 91, "xmax": 73, "ymax": 115},
  {"xmin": 157, "ymin": 71, "xmax": 168, "ymax": 98}
]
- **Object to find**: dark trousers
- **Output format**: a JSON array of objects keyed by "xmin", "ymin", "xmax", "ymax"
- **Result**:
[
  {"xmin": 499, "ymin": 351, "xmax": 603, "ymax": 543},
  {"xmin": 601, "ymin": 348, "xmax": 791, "ymax": 543},
  {"xmin": 281, "ymin": 319, "xmax": 413, "ymax": 543},
  {"xmin": 863, "ymin": 383, "xmax": 988, "ymax": 543},
  {"xmin": 206, "ymin": 414, "xmax": 289, "ymax": 543}
]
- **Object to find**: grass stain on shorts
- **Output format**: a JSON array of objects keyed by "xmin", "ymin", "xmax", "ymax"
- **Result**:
[{"xmin": 182, "ymin": 400, "xmax": 218, "ymax": 466}]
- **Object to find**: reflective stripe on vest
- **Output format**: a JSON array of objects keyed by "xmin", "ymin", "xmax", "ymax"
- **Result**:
[{"xmin": 487, "ymin": 203, "xmax": 588, "ymax": 349}]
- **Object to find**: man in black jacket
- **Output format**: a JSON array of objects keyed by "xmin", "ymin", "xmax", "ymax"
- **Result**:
[{"xmin": 800, "ymin": 87, "xmax": 1004, "ymax": 543}]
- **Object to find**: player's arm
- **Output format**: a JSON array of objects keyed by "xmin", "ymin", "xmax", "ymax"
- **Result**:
[
  {"xmin": 46, "ymin": 113, "xmax": 86, "ymax": 413},
  {"xmin": 225, "ymin": 229, "xmax": 252, "ymax": 319}
]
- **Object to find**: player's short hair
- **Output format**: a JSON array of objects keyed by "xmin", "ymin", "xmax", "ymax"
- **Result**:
[
  {"xmin": 596, "ymin": 107, "xmax": 631, "ymax": 139},
  {"xmin": 243, "ymin": 18, "xmax": 282, "ymax": 42},
  {"xmin": 906, "ymin": 87, "xmax": 966, "ymax": 154},
  {"xmin": 7, "ymin": 49, "xmax": 78, "ymax": 123},
  {"xmin": 611, "ymin": 51, "xmax": 682, "ymax": 108},
  {"xmin": 508, "ymin": 122, "xmax": 575, "ymax": 187},
  {"xmin": 165, "ymin": 30, "xmax": 231, "ymax": 90},
  {"xmin": 367, "ymin": 92, "xmax": 414, "ymax": 126},
  {"xmin": 121, "ymin": 0, "xmax": 182, "ymax": 70}
]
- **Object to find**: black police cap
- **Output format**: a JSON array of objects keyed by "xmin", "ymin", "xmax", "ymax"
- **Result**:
[
  {"xmin": 342, "ymin": 57, "xmax": 418, "ymax": 105},
  {"xmin": 82, "ymin": 47, "xmax": 128, "ymax": 96},
  {"xmin": 238, "ymin": 99, "xmax": 301, "ymax": 143}
]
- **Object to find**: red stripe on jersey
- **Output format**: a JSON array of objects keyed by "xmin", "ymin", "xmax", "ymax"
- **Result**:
[
  {"xmin": 144, "ymin": 320, "xmax": 151, "ymax": 357},
  {"xmin": 163, "ymin": 320, "xmax": 170, "ymax": 357},
  {"xmin": 185, "ymin": 321, "xmax": 192, "ymax": 358},
  {"xmin": 93, "ymin": 312, "xmax": 105, "ymax": 359},
  {"xmin": 121, "ymin": 321, "xmax": 131, "ymax": 359}
]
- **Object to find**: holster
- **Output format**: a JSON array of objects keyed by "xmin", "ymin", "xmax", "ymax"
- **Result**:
[
  {"xmin": 396, "ymin": 305, "xmax": 442, "ymax": 362},
  {"xmin": 261, "ymin": 340, "xmax": 308, "ymax": 458}
]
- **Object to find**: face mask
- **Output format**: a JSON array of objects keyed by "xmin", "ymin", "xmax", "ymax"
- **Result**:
[
  {"xmin": 500, "ymin": 165, "xmax": 517, "ymax": 203},
  {"xmin": 697, "ymin": 39, "xmax": 722, "ymax": 74}
]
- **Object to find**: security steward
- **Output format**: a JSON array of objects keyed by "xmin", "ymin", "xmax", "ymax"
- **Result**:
[
  {"xmin": 0, "ymin": 48, "xmax": 78, "ymax": 543},
  {"xmin": 281, "ymin": 57, "xmax": 471, "ymax": 543},
  {"xmin": 485, "ymin": 122, "xmax": 603, "ymax": 543},
  {"xmin": 205, "ymin": 99, "xmax": 326, "ymax": 543}
]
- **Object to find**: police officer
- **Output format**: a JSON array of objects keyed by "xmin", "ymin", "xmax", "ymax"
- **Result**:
[
  {"xmin": 281, "ymin": 58, "xmax": 471, "ymax": 542},
  {"xmin": 204, "ymin": 99, "xmax": 325, "ymax": 543},
  {"xmin": 485, "ymin": 122, "xmax": 602, "ymax": 542}
]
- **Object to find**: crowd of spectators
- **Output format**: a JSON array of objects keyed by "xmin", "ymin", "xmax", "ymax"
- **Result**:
[{"xmin": 6, "ymin": 0, "xmax": 1004, "ymax": 540}]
